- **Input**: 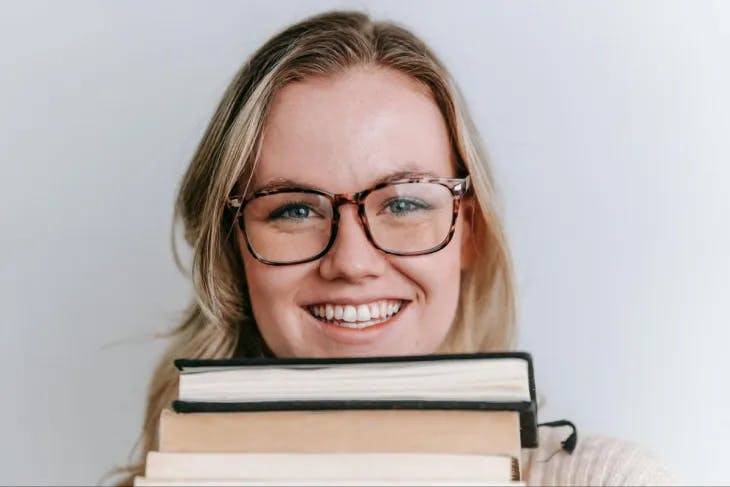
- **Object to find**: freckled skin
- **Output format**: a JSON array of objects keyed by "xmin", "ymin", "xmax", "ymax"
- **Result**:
[{"xmin": 239, "ymin": 66, "xmax": 471, "ymax": 358}]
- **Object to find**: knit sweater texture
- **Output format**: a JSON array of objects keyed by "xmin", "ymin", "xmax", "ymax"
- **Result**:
[{"xmin": 521, "ymin": 426, "xmax": 678, "ymax": 486}]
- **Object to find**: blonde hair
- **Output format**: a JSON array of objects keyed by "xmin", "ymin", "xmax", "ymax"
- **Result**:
[{"xmin": 112, "ymin": 10, "xmax": 516, "ymax": 485}]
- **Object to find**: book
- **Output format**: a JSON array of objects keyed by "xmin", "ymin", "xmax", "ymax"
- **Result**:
[
  {"xmin": 172, "ymin": 352, "xmax": 538, "ymax": 448},
  {"xmin": 134, "ymin": 477, "xmax": 525, "ymax": 486},
  {"xmin": 133, "ymin": 352, "xmax": 538, "ymax": 486},
  {"xmin": 139, "ymin": 451, "xmax": 522, "ymax": 485},
  {"xmin": 158, "ymin": 408, "xmax": 521, "ymax": 456}
]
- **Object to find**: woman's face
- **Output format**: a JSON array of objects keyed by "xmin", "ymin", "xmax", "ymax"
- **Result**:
[{"xmin": 238, "ymin": 66, "xmax": 472, "ymax": 358}]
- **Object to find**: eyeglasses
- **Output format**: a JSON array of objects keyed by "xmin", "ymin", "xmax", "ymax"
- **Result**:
[{"xmin": 226, "ymin": 176, "xmax": 470, "ymax": 266}]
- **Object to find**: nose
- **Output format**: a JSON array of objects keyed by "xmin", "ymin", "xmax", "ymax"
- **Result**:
[{"xmin": 318, "ymin": 205, "xmax": 387, "ymax": 282}]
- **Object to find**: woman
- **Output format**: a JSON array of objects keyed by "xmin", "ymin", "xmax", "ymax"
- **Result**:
[{"xmin": 116, "ymin": 10, "xmax": 674, "ymax": 486}]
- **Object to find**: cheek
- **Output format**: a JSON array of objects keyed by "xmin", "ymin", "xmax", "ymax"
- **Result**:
[
  {"xmin": 240, "ymin": 240, "xmax": 305, "ymax": 324},
  {"xmin": 242, "ymin": 252, "xmax": 319, "ymax": 358},
  {"xmin": 244, "ymin": 262, "xmax": 275, "ymax": 312},
  {"xmin": 401, "ymin": 219, "xmax": 463, "ymax": 322},
  {"xmin": 393, "ymin": 228, "xmax": 464, "ymax": 309},
  {"xmin": 389, "ymin": 243, "xmax": 461, "ymax": 354}
]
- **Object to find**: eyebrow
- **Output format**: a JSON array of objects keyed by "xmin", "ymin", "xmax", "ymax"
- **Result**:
[{"xmin": 250, "ymin": 165, "xmax": 441, "ymax": 195}]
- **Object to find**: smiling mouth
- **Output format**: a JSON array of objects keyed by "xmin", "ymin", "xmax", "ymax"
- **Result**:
[{"xmin": 306, "ymin": 300, "xmax": 405, "ymax": 330}]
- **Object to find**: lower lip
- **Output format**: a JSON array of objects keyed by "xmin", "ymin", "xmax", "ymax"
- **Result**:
[{"xmin": 306, "ymin": 305, "xmax": 406, "ymax": 346}]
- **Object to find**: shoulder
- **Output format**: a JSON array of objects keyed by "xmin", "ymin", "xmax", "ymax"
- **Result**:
[{"xmin": 521, "ymin": 425, "xmax": 678, "ymax": 486}]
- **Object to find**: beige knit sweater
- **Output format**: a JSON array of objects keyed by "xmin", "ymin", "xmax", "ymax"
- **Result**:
[{"xmin": 521, "ymin": 425, "xmax": 678, "ymax": 486}]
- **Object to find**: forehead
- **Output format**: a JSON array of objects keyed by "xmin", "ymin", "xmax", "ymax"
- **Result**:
[{"xmin": 254, "ymin": 66, "xmax": 456, "ymax": 192}]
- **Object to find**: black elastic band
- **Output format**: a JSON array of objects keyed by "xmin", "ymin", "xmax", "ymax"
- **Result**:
[{"xmin": 537, "ymin": 419, "xmax": 578, "ymax": 461}]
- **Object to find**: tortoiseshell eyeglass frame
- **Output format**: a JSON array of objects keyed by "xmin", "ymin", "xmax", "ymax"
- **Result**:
[{"xmin": 226, "ymin": 175, "xmax": 471, "ymax": 266}]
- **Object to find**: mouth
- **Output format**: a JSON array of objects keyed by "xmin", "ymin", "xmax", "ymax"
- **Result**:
[{"xmin": 305, "ymin": 299, "xmax": 405, "ymax": 330}]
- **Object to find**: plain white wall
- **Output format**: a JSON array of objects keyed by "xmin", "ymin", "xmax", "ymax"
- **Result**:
[{"xmin": 1, "ymin": 0, "xmax": 728, "ymax": 484}]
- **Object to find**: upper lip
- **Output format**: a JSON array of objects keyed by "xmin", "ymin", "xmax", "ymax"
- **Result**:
[{"xmin": 302, "ymin": 296, "xmax": 410, "ymax": 306}]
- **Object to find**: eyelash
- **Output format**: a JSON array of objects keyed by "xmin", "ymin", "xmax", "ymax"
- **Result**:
[
  {"xmin": 268, "ymin": 201, "xmax": 318, "ymax": 220},
  {"xmin": 378, "ymin": 197, "xmax": 430, "ymax": 215}
]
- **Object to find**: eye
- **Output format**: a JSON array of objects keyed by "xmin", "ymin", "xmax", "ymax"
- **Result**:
[
  {"xmin": 269, "ymin": 203, "xmax": 315, "ymax": 220},
  {"xmin": 383, "ymin": 198, "xmax": 430, "ymax": 215}
]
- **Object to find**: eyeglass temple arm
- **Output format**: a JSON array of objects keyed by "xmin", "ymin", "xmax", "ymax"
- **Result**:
[{"xmin": 454, "ymin": 175, "xmax": 471, "ymax": 195}]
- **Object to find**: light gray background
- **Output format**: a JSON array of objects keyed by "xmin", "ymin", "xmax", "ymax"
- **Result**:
[{"xmin": 1, "ymin": 0, "xmax": 728, "ymax": 484}]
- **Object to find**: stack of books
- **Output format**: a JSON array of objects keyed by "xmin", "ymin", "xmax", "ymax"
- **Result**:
[{"xmin": 133, "ymin": 352, "xmax": 538, "ymax": 486}]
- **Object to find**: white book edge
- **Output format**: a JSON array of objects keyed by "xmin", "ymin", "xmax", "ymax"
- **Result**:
[
  {"xmin": 179, "ymin": 358, "xmax": 530, "ymax": 403},
  {"xmin": 145, "ymin": 452, "xmax": 515, "ymax": 482},
  {"xmin": 134, "ymin": 476, "xmax": 526, "ymax": 487}
]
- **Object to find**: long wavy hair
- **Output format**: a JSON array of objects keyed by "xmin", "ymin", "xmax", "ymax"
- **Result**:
[{"xmin": 111, "ymin": 9, "xmax": 517, "ymax": 485}]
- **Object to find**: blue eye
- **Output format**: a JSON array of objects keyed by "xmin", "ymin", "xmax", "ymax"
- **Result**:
[
  {"xmin": 269, "ymin": 204, "xmax": 313, "ymax": 220},
  {"xmin": 386, "ymin": 198, "xmax": 428, "ymax": 215}
]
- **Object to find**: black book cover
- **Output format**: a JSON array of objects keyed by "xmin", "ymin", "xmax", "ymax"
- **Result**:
[{"xmin": 171, "ymin": 352, "xmax": 539, "ymax": 448}]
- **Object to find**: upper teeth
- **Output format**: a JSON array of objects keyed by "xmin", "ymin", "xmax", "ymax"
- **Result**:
[{"xmin": 309, "ymin": 300, "xmax": 402, "ymax": 323}]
